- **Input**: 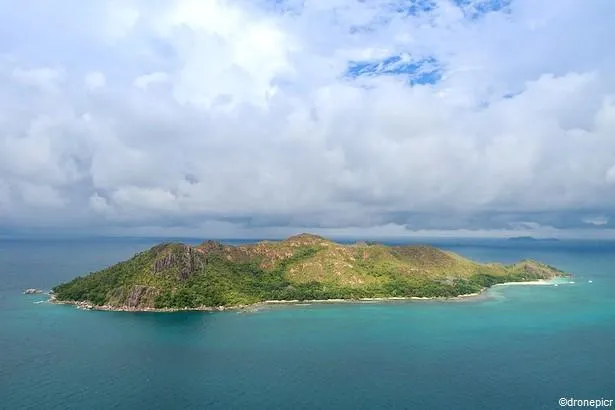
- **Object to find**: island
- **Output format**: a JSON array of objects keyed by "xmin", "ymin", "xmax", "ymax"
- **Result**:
[
  {"xmin": 507, "ymin": 236, "xmax": 560, "ymax": 242},
  {"xmin": 51, "ymin": 233, "xmax": 568, "ymax": 311}
]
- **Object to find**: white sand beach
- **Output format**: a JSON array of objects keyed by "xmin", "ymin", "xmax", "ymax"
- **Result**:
[{"xmin": 493, "ymin": 279, "xmax": 555, "ymax": 287}]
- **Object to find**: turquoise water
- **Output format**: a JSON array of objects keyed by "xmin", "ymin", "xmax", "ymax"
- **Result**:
[{"xmin": 1, "ymin": 239, "xmax": 614, "ymax": 409}]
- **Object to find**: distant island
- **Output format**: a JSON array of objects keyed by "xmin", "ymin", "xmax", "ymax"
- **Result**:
[
  {"xmin": 51, "ymin": 234, "xmax": 568, "ymax": 312},
  {"xmin": 507, "ymin": 236, "xmax": 560, "ymax": 242}
]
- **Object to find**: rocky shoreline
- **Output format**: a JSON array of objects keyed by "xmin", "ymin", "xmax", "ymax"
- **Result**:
[
  {"xmin": 47, "ymin": 289, "xmax": 488, "ymax": 313},
  {"xmin": 42, "ymin": 278, "xmax": 565, "ymax": 313}
]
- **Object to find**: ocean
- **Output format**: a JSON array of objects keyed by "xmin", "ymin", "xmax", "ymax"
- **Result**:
[{"xmin": 1, "ymin": 238, "xmax": 613, "ymax": 409}]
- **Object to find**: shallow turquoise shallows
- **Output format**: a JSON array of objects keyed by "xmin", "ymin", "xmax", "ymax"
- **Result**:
[{"xmin": 1, "ymin": 238, "xmax": 614, "ymax": 410}]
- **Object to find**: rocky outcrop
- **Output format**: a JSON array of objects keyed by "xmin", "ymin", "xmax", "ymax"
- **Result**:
[
  {"xmin": 154, "ymin": 244, "xmax": 203, "ymax": 280},
  {"xmin": 284, "ymin": 233, "xmax": 330, "ymax": 247},
  {"xmin": 198, "ymin": 240, "xmax": 226, "ymax": 254},
  {"xmin": 24, "ymin": 288, "xmax": 43, "ymax": 294},
  {"xmin": 125, "ymin": 285, "xmax": 158, "ymax": 308},
  {"xmin": 196, "ymin": 241, "xmax": 253, "ymax": 264}
]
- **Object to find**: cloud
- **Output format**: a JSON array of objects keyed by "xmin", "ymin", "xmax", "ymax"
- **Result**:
[
  {"xmin": 582, "ymin": 215, "xmax": 609, "ymax": 226},
  {"xmin": 11, "ymin": 66, "xmax": 64, "ymax": 92},
  {"xmin": 18, "ymin": 182, "xmax": 67, "ymax": 208},
  {"xmin": 0, "ymin": 0, "xmax": 615, "ymax": 238},
  {"xmin": 85, "ymin": 71, "xmax": 106, "ymax": 90},
  {"xmin": 134, "ymin": 72, "xmax": 168, "ymax": 90}
]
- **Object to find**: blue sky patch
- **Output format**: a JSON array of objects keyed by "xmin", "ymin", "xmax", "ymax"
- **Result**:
[
  {"xmin": 453, "ymin": 0, "xmax": 512, "ymax": 19},
  {"xmin": 385, "ymin": 0, "xmax": 436, "ymax": 16},
  {"xmin": 345, "ymin": 55, "xmax": 442, "ymax": 85},
  {"xmin": 349, "ymin": 0, "xmax": 436, "ymax": 33}
]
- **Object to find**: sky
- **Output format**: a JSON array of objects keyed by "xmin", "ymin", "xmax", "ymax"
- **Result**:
[{"xmin": 1, "ymin": 0, "xmax": 615, "ymax": 239}]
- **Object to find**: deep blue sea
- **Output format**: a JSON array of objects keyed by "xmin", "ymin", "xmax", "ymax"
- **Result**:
[{"xmin": 1, "ymin": 238, "xmax": 614, "ymax": 409}]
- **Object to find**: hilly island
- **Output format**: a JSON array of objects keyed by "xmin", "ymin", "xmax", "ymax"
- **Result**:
[{"xmin": 51, "ymin": 234, "xmax": 568, "ymax": 311}]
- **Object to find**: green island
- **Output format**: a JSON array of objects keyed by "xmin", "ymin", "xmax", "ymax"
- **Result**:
[{"xmin": 51, "ymin": 234, "xmax": 568, "ymax": 311}]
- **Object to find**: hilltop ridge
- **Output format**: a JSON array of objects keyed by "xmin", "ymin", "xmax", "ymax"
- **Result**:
[{"xmin": 52, "ymin": 235, "xmax": 567, "ymax": 311}]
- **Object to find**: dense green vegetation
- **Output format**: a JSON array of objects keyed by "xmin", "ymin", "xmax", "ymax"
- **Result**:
[
  {"xmin": 53, "ymin": 250, "xmax": 157, "ymax": 306},
  {"xmin": 52, "ymin": 234, "xmax": 567, "ymax": 309}
]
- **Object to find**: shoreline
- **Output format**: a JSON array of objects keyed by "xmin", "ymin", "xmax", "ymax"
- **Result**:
[
  {"xmin": 492, "ymin": 279, "xmax": 552, "ymax": 286},
  {"xmin": 45, "ymin": 278, "xmax": 563, "ymax": 313}
]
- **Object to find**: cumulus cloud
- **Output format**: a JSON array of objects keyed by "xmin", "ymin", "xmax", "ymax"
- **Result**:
[{"xmin": 0, "ymin": 0, "xmax": 615, "ymax": 238}]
